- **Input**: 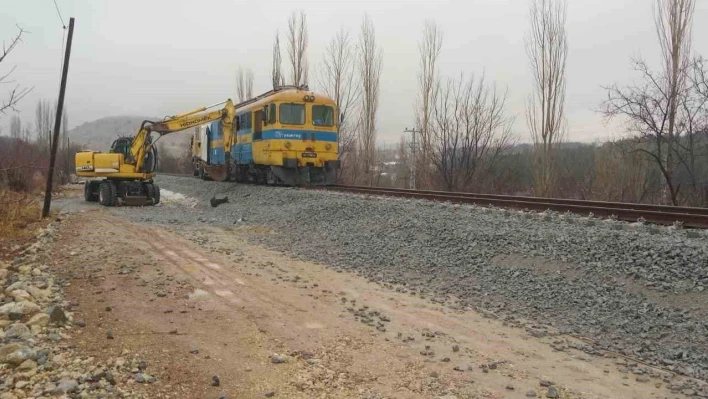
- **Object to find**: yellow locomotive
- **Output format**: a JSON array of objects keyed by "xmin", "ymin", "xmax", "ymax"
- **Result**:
[{"xmin": 191, "ymin": 86, "xmax": 340, "ymax": 185}]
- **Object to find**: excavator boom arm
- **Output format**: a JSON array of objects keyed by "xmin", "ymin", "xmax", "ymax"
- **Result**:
[{"xmin": 130, "ymin": 99, "xmax": 235, "ymax": 175}]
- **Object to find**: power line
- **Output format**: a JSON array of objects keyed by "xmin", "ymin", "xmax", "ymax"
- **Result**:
[
  {"xmin": 52, "ymin": 0, "xmax": 66, "ymax": 28},
  {"xmin": 52, "ymin": 0, "xmax": 68, "ymax": 87}
]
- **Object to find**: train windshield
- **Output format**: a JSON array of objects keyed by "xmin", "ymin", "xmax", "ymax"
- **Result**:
[
  {"xmin": 280, "ymin": 103, "xmax": 305, "ymax": 125},
  {"xmin": 312, "ymin": 105, "xmax": 334, "ymax": 127}
]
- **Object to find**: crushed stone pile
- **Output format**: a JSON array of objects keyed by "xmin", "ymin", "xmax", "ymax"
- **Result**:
[{"xmin": 0, "ymin": 220, "xmax": 155, "ymax": 399}]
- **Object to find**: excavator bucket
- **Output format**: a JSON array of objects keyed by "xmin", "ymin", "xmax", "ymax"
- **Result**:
[
  {"xmin": 204, "ymin": 164, "xmax": 229, "ymax": 182},
  {"xmin": 122, "ymin": 196, "xmax": 153, "ymax": 206}
]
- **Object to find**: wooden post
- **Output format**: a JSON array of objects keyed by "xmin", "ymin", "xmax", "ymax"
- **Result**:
[{"xmin": 42, "ymin": 17, "xmax": 75, "ymax": 218}]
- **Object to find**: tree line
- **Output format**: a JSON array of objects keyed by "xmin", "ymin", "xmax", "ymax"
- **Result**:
[
  {"xmin": 1, "ymin": 103, "xmax": 78, "ymax": 192},
  {"xmin": 0, "ymin": 25, "xmax": 78, "ymax": 192},
  {"xmin": 247, "ymin": 2, "xmax": 707, "ymax": 206},
  {"xmin": 417, "ymin": 0, "xmax": 707, "ymax": 206}
]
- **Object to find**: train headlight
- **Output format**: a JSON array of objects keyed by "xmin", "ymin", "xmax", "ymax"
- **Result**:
[
  {"xmin": 284, "ymin": 141, "xmax": 292, "ymax": 149},
  {"xmin": 325, "ymin": 143, "xmax": 332, "ymax": 150}
]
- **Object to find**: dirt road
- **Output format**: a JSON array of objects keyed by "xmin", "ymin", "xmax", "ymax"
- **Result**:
[{"xmin": 45, "ymin": 189, "xmax": 691, "ymax": 399}]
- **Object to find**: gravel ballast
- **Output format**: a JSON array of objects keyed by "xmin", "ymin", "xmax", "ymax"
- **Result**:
[
  {"xmin": 0, "ymin": 220, "xmax": 150, "ymax": 398},
  {"xmin": 113, "ymin": 176, "xmax": 708, "ymax": 385}
]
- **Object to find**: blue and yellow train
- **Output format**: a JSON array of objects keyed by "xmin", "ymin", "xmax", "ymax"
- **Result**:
[{"xmin": 191, "ymin": 86, "xmax": 339, "ymax": 185}]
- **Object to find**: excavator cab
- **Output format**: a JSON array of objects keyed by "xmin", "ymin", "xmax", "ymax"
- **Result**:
[
  {"xmin": 109, "ymin": 137, "xmax": 132, "ymax": 159},
  {"xmin": 108, "ymin": 135, "xmax": 158, "ymax": 173}
]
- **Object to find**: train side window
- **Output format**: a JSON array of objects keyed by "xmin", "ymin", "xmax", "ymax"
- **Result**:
[
  {"xmin": 238, "ymin": 112, "xmax": 251, "ymax": 131},
  {"xmin": 235, "ymin": 116, "xmax": 241, "ymax": 131},
  {"xmin": 280, "ymin": 103, "xmax": 305, "ymax": 125},
  {"xmin": 268, "ymin": 104, "xmax": 277, "ymax": 124}
]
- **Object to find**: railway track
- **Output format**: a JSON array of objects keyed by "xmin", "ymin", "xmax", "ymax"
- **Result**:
[
  {"xmin": 157, "ymin": 173, "xmax": 708, "ymax": 228},
  {"xmin": 313, "ymin": 185, "xmax": 708, "ymax": 229}
]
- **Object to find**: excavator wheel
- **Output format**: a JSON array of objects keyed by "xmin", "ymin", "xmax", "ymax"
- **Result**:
[
  {"xmin": 84, "ymin": 181, "xmax": 99, "ymax": 202},
  {"xmin": 145, "ymin": 183, "xmax": 155, "ymax": 202},
  {"xmin": 144, "ymin": 183, "xmax": 160, "ymax": 205},
  {"xmin": 152, "ymin": 184, "xmax": 161, "ymax": 205},
  {"xmin": 98, "ymin": 181, "xmax": 117, "ymax": 207},
  {"xmin": 84, "ymin": 183, "xmax": 93, "ymax": 202}
]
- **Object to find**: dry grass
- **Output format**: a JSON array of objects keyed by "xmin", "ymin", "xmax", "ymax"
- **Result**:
[{"xmin": 0, "ymin": 190, "xmax": 41, "ymax": 239}]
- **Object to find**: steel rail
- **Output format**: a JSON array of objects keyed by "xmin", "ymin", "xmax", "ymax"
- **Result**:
[{"xmin": 313, "ymin": 185, "xmax": 708, "ymax": 229}]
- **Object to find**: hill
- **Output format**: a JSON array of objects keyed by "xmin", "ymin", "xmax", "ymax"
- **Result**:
[{"xmin": 69, "ymin": 116, "xmax": 191, "ymax": 157}]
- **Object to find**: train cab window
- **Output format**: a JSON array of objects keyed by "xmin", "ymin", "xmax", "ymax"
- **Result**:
[
  {"xmin": 279, "ymin": 103, "xmax": 305, "ymax": 125},
  {"xmin": 268, "ymin": 104, "xmax": 277, "ymax": 124},
  {"xmin": 312, "ymin": 105, "xmax": 334, "ymax": 127}
]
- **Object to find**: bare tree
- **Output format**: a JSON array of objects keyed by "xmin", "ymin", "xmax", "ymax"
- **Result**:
[
  {"xmin": 601, "ymin": 0, "xmax": 697, "ymax": 205},
  {"xmin": 525, "ymin": 0, "xmax": 568, "ymax": 197},
  {"xmin": 693, "ymin": 57, "xmax": 708, "ymax": 99},
  {"xmin": 678, "ymin": 58, "xmax": 708, "ymax": 205},
  {"xmin": 10, "ymin": 115, "xmax": 21, "ymax": 139},
  {"xmin": 35, "ymin": 100, "xmax": 55, "ymax": 149},
  {"xmin": 236, "ymin": 66, "xmax": 246, "ymax": 102},
  {"xmin": 21, "ymin": 122, "xmax": 32, "ymax": 142},
  {"xmin": 316, "ymin": 28, "xmax": 361, "ymax": 179},
  {"xmin": 287, "ymin": 11, "xmax": 308, "ymax": 87},
  {"xmin": 271, "ymin": 32, "xmax": 284, "ymax": 89},
  {"xmin": 357, "ymin": 15, "xmax": 383, "ymax": 185},
  {"xmin": 429, "ymin": 74, "xmax": 515, "ymax": 191},
  {"xmin": 236, "ymin": 66, "xmax": 255, "ymax": 102},
  {"xmin": 245, "ymin": 69, "xmax": 253, "ymax": 100},
  {"xmin": 593, "ymin": 142, "xmax": 650, "ymax": 203},
  {"xmin": 1, "ymin": 25, "xmax": 32, "ymax": 116},
  {"xmin": 416, "ymin": 20, "xmax": 443, "ymax": 189}
]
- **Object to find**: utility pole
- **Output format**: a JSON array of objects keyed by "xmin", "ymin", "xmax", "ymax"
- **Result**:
[
  {"xmin": 42, "ymin": 17, "xmax": 75, "ymax": 218},
  {"xmin": 404, "ymin": 127, "xmax": 419, "ymax": 190}
]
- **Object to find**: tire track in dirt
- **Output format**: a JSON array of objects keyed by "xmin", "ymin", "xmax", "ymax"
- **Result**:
[{"xmin": 125, "ymin": 221, "xmax": 321, "ymax": 340}]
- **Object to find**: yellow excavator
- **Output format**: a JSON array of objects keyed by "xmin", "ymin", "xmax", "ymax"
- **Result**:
[{"xmin": 76, "ymin": 99, "xmax": 235, "ymax": 206}]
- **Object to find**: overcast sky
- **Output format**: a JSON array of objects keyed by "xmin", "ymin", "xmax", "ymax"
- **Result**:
[{"xmin": 1, "ymin": 0, "xmax": 707, "ymax": 145}]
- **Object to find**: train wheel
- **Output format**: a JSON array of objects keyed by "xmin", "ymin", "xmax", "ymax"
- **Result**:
[{"xmin": 266, "ymin": 170, "xmax": 276, "ymax": 185}]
